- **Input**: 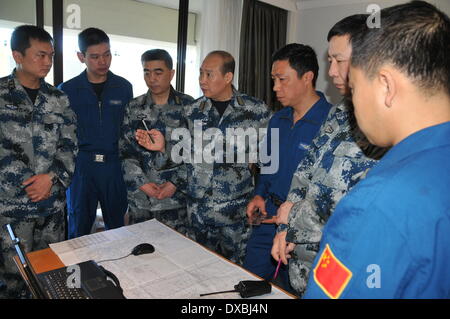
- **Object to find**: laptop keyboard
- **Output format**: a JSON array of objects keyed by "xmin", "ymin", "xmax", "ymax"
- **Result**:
[{"xmin": 39, "ymin": 268, "xmax": 88, "ymax": 299}]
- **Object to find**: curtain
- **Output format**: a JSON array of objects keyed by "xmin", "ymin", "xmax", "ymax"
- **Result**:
[
  {"xmin": 199, "ymin": 0, "xmax": 244, "ymax": 88},
  {"xmin": 239, "ymin": 0, "xmax": 287, "ymax": 110}
]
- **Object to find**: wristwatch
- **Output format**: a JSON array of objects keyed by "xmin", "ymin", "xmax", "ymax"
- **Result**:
[{"xmin": 276, "ymin": 224, "xmax": 288, "ymax": 233}]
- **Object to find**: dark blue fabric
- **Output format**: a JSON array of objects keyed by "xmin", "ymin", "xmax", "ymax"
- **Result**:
[
  {"xmin": 254, "ymin": 91, "xmax": 332, "ymax": 214},
  {"xmin": 66, "ymin": 151, "xmax": 128, "ymax": 238},
  {"xmin": 59, "ymin": 70, "xmax": 132, "ymax": 238},
  {"xmin": 58, "ymin": 70, "xmax": 133, "ymax": 154},
  {"xmin": 304, "ymin": 122, "xmax": 450, "ymax": 299},
  {"xmin": 243, "ymin": 223, "xmax": 291, "ymax": 290},
  {"xmin": 245, "ymin": 92, "xmax": 331, "ymax": 290}
]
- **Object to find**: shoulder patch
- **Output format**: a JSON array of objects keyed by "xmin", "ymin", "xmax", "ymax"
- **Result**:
[
  {"xmin": 236, "ymin": 96, "xmax": 245, "ymax": 106},
  {"xmin": 313, "ymin": 244, "xmax": 352, "ymax": 299}
]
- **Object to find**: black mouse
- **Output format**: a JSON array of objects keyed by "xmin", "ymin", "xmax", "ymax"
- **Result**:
[{"xmin": 131, "ymin": 243, "xmax": 155, "ymax": 256}]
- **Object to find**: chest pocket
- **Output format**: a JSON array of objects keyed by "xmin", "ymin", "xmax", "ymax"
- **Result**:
[
  {"xmin": 107, "ymin": 99, "xmax": 125, "ymax": 133},
  {"xmin": 40, "ymin": 113, "xmax": 64, "ymax": 145},
  {"xmin": 131, "ymin": 109, "xmax": 159, "ymax": 131}
]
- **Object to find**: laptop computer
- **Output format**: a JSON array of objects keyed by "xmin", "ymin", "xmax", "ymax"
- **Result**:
[{"xmin": 5, "ymin": 224, "xmax": 125, "ymax": 299}]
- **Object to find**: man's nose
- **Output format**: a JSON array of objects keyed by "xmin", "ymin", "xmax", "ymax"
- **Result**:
[
  {"xmin": 44, "ymin": 55, "xmax": 53, "ymax": 67},
  {"xmin": 273, "ymin": 79, "xmax": 280, "ymax": 92},
  {"xmin": 328, "ymin": 61, "xmax": 338, "ymax": 78}
]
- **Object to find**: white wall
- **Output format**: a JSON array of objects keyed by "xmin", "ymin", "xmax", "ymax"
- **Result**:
[{"xmin": 289, "ymin": 0, "xmax": 450, "ymax": 104}]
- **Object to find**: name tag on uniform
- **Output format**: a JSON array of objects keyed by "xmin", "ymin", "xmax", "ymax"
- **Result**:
[
  {"xmin": 110, "ymin": 100, "xmax": 122, "ymax": 105},
  {"xmin": 4, "ymin": 104, "xmax": 18, "ymax": 110},
  {"xmin": 298, "ymin": 142, "xmax": 310, "ymax": 151}
]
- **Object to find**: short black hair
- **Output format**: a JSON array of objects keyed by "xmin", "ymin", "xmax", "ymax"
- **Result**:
[
  {"xmin": 78, "ymin": 27, "xmax": 110, "ymax": 54},
  {"xmin": 272, "ymin": 43, "xmax": 319, "ymax": 87},
  {"xmin": 327, "ymin": 14, "xmax": 369, "ymax": 42},
  {"xmin": 10, "ymin": 25, "xmax": 53, "ymax": 55},
  {"xmin": 351, "ymin": 1, "xmax": 450, "ymax": 96},
  {"xmin": 206, "ymin": 50, "xmax": 235, "ymax": 75},
  {"xmin": 141, "ymin": 49, "xmax": 173, "ymax": 69}
]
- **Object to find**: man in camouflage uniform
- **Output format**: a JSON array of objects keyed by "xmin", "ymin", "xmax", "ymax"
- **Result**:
[
  {"xmin": 270, "ymin": 14, "xmax": 387, "ymax": 297},
  {"xmin": 120, "ymin": 49, "xmax": 193, "ymax": 235},
  {"xmin": 0, "ymin": 25, "xmax": 77, "ymax": 298},
  {"xmin": 136, "ymin": 51, "xmax": 271, "ymax": 264}
]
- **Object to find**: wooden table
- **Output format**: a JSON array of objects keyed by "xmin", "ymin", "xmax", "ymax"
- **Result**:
[{"xmin": 25, "ymin": 248, "xmax": 65, "ymax": 274}]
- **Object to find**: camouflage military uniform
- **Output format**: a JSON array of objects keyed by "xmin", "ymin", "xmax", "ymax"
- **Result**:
[
  {"xmin": 167, "ymin": 89, "xmax": 271, "ymax": 264},
  {"xmin": 282, "ymin": 98, "xmax": 387, "ymax": 296},
  {"xmin": 120, "ymin": 86, "xmax": 193, "ymax": 235},
  {"xmin": 0, "ymin": 70, "xmax": 78, "ymax": 298}
]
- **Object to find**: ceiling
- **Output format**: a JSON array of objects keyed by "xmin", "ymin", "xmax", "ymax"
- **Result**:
[
  {"xmin": 134, "ymin": 0, "xmax": 204, "ymax": 13},
  {"xmin": 134, "ymin": 0, "xmax": 360, "ymax": 12}
]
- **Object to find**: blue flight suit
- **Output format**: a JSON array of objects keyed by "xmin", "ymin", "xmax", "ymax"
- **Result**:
[
  {"xmin": 243, "ymin": 92, "xmax": 331, "ymax": 289},
  {"xmin": 304, "ymin": 122, "xmax": 450, "ymax": 299},
  {"xmin": 59, "ymin": 70, "xmax": 133, "ymax": 238}
]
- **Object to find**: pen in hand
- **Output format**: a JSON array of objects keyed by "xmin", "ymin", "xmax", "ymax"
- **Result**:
[
  {"xmin": 141, "ymin": 120, "xmax": 155, "ymax": 144},
  {"xmin": 273, "ymin": 259, "xmax": 282, "ymax": 280}
]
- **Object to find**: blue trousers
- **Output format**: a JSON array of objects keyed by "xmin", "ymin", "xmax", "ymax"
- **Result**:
[
  {"xmin": 243, "ymin": 200, "xmax": 292, "ymax": 292},
  {"xmin": 67, "ymin": 152, "xmax": 127, "ymax": 239}
]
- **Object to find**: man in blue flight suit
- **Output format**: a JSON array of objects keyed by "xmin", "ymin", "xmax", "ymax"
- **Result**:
[
  {"xmin": 59, "ymin": 28, "xmax": 133, "ymax": 238},
  {"xmin": 304, "ymin": 1, "xmax": 450, "ymax": 299},
  {"xmin": 244, "ymin": 44, "xmax": 332, "ymax": 290},
  {"xmin": 270, "ymin": 14, "xmax": 386, "ymax": 297}
]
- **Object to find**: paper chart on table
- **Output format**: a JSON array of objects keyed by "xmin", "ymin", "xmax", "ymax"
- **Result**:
[{"xmin": 49, "ymin": 219, "xmax": 293, "ymax": 299}]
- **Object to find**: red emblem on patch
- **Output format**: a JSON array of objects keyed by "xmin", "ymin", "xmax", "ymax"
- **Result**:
[{"xmin": 313, "ymin": 244, "xmax": 352, "ymax": 299}]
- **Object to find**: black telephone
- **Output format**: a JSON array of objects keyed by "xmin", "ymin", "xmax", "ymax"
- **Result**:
[
  {"xmin": 6, "ymin": 223, "xmax": 125, "ymax": 299},
  {"xmin": 69, "ymin": 260, "xmax": 125, "ymax": 299}
]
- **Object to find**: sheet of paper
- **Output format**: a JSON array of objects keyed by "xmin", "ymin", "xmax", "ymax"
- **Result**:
[{"xmin": 49, "ymin": 219, "xmax": 294, "ymax": 299}]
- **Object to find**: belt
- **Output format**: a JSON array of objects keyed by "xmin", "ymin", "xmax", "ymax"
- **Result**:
[
  {"xmin": 269, "ymin": 194, "xmax": 284, "ymax": 207},
  {"xmin": 78, "ymin": 151, "xmax": 119, "ymax": 163},
  {"xmin": 93, "ymin": 154, "xmax": 107, "ymax": 163}
]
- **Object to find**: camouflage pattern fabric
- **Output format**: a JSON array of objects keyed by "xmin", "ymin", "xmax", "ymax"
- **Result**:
[
  {"xmin": 187, "ymin": 194, "xmax": 252, "ymax": 265},
  {"xmin": 0, "ymin": 212, "xmax": 65, "ymax": 299},
  {"xmin": 283, "ymin": 98, "xmax": 387, "ymax": 296},
  {"xmin": 0, "ymin": 70, "xmax": 77, "ymax": 298},
  {"xmin": 120, "ymin": 87, "xmax": 193, "ymax": 235},
  {"xmin": 167, "ymin": 89, "xmax": 272, "ymax": 264}
]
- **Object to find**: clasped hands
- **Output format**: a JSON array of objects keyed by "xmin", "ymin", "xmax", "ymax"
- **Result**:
[{"xmin": 139, "ymin": 181, "xmax": 176, "ymax": 200}]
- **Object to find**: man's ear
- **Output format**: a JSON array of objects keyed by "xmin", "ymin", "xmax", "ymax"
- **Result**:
[
  {"xmin": 224, "ymin": 71, "xmax": 234, "ymax": 84},
  {"xmin": 378, "ymin": 68, "xmax": 396, "ymax": 108},
  {"xmin": 302, "ymin": 71, "xmax": 315, "ymax": 86},
  {"xmin": 169, "ymin": 69, "xmax": 175, "ymax": 81},
  {"xmin": 77, "ymin": 51, "xmax": 85, "ymax": 63},
  {"xmin": 12, "ymin": 50, "xmax": 23, "ymax": 65}
]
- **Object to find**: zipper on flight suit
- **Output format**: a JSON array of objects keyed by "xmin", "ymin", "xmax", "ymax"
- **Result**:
[{"xmin": 98, "ymin": 100, "xmax": 103, "ymax": 127}]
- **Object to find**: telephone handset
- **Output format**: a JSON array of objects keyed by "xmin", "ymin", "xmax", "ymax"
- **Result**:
[{"xmin": 78, "ymin": 261, "xmax": 126, "ymax": 299}]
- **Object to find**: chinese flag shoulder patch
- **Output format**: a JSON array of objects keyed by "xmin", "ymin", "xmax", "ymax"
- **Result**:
[{"xmin": 313, "ymin": 244, "xmax": 352, "ymax": 299}]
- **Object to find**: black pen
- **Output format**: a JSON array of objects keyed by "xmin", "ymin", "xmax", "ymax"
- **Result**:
[{"xmin": 141, "ymin": 120, "xmax": 155, "ymax": 144}]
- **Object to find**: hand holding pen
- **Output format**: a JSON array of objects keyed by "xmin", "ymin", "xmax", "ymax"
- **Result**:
[
  {"xmin": 135, "ymin": 126, "xmax": 166, "ymax": 153},
  {"xmin": 141, "ymin": 120, "xmax": 155, "ymax": 143}
]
